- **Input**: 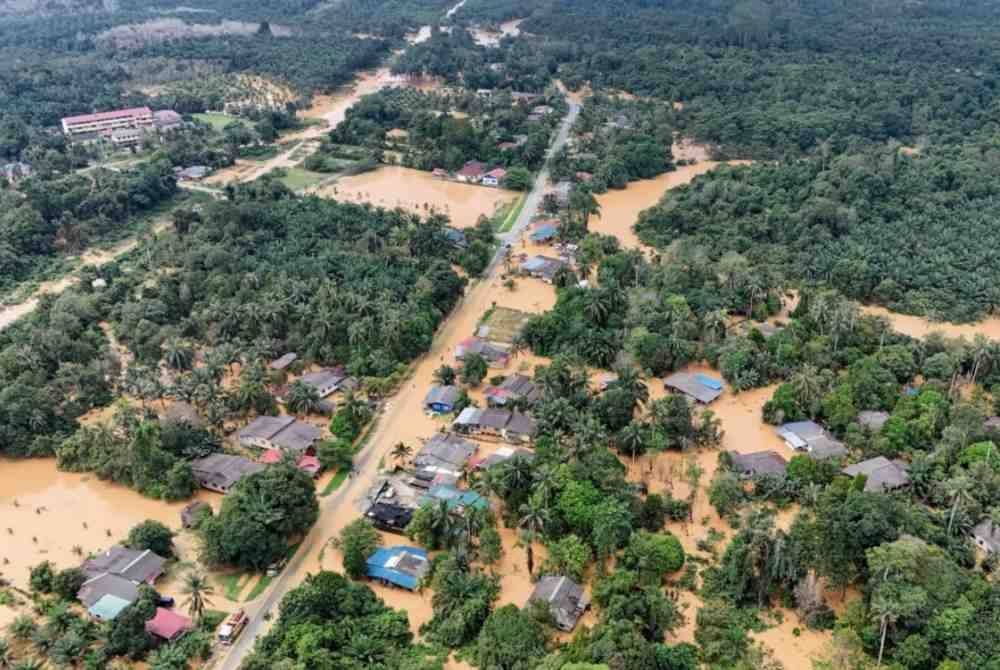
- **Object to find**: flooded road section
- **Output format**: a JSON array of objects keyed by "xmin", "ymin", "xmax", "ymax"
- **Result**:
[
  {"xmin": 313, "ymin": 166, "xmax": 518, "ymax": 228},
  {"xmin": 862, "ymin": 305, "xmax": 1000, "ymax": 341}
]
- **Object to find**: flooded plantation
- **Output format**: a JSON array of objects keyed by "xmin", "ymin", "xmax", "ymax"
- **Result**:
[{"xmin": 314, "ymin": 166, "xmax": 518, "ymax": 229}]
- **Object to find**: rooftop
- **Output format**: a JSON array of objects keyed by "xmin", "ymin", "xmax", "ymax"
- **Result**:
[
  {"xmin": 145, "ymin": 607, "xmax": 192, "ymax": 641},
  {"xmin": 529, "ymin": 575, "xmax": 589, "ymax": 631},
  {"xmin": 63, "ymin": 106, "xmax": 152, "ymax": 125},
  {"xmin": 663, "ymin": 372, "xmax": 724, "ymax": 404},
  {"xmin": 81, "ymin": 545, "xmax": 166, "ymax": 584},
  {"xmin": 842, "ymin": 457, "xmax": 909, "ymax": 492},
  {"xmin": 191, "ymin": 453, "xmax": 265, "ymax": 491},
  {"xmin": 366, "ymin": 546, "xmax": 430, "ymax": 590},
  {"xmin": 729, "ymin": 450, "xmax": 788, "ymax": 478}
]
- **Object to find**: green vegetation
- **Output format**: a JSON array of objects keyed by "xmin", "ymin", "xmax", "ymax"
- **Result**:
[
  {"xmin": 273, "ymin": 166, "xmax": 326, "ymax": 191},
  {"xmin": 193, "ymin": 112, "xmax": 251, "ymax": 131}
]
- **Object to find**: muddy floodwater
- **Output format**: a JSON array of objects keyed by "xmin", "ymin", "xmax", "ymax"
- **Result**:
[
  {"xmin": 0, "ymin": 458, "xmax": 215, "ymax": 590},
  {"xmin": 314, "ymin": 166, "xmax": 518, "ymax": 228},
  {"xmin": 863, "ymin": 305, "xmax": 1000, "ymax": 341},
  {"xmin": 590, "ymin": 157, "xmax": 752, "ymax": 250}
]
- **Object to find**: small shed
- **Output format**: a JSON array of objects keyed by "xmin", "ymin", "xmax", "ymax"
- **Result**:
[
  {"xmin": 181, "ymin": 501, "xmax": 211, "ymax": 529},
  {"xmin": 424, "ymin": 385, "xmax": 462, "ymax": 413},
  {"xmin": 663, "ymin": 372, "xmax": 723, "ymax": 404},
  {"xmin": 270, "ymin": 353, "xmax": 298, "ymax": 371}
]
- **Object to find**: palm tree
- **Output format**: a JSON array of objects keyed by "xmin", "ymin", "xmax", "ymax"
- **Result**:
[
  {"xmin": 12, "ymin": 658, "xmax": 44, "ymax": 670},
  {"xmin": 163, "ymin": 339, "xmax": 195, "ymax": 372},
  {"xmin": 390, "ymin": 442, "xmax": 412, "ymax": 468},
  {"xmin": 790, "ymin": 365, "xmax": 824, "ymax": 418},
  {"xmin": 518, "ymin": 498, "xmax": 551, "ymax": 577},
  {"xmin": 611, "ymin": 363, "xmax": 649, "ymax": 412},
  {"xmin": 433, "ymin": 365, "xmax": 457, "ymax": 386},
  {"xmin": 617, "ymin": 421, "xmax": 647, "ymax": 467},
  {"xmin": 285, "ymin": 380, "xmax": 322, "ymax": 415},
  {"xmin": 871, "ymin": 592, "xmax": 899, "ymax": 668},
  {"xmin": 944, "ymin": 475, "xmax": 974, "ymax": 536},
  {"xmin": 181, "ymin": 570, "xmax": 215, "ymax": 622},
  {"xmin": 969, "ymin": 334, "xmax": 993, "ymax": 385}
]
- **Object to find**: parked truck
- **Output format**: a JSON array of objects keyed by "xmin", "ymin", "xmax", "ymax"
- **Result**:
[{"xmin": 218, "ymin": 609, "xmax": 247, "ymax": 645}]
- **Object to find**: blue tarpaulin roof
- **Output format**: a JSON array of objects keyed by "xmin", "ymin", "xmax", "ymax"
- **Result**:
[
  {"xmin": 530, "ymin": 225, "xmax": 558, "ymax": 241},
  {"xmin": 420, "ymin": 485, "xmax": 489, "ymax": 511},
  {"xmin": 694, "ymin": 373, "xmax": 722, "ymax": 390},
  {"xmin": 366, "ymin": 546, "xmax": 429, "ymax": 590}
]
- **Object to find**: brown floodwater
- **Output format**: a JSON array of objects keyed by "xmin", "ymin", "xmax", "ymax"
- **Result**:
[
  {"xmin": 0, "ymin": 458, "xmax": 217, "ymax": 590},
  {"xmin": 862, "ymin": 305, "xmax": 1000, "ymax": 341},
  {"xmin": 590, "ymin": 155, "xmax": 752, "ymax": 250},
  {"xmin": 313, "ymin": 166, "xmax": 518, "ymax": 229}
]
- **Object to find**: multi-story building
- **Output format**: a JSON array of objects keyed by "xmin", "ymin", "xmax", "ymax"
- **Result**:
[{"xmin": 61, "ymin": 107, "xmax": 154, "ymax": 138}]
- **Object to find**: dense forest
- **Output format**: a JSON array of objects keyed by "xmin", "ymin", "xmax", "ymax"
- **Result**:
[{"xmin": 635, "ymin": 142, "xmax": 1000, "ymax": 322}]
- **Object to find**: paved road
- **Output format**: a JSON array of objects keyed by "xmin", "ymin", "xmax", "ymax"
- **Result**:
[{"xmin": 216, "ymin": 99, "xmax": 580, "ymax": 670}]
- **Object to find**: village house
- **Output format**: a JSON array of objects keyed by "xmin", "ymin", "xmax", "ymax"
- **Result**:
[
  {"xmin": 238, "ymin": 415, "xmax": 321, "ymax": 454},
  {"xmin": 366, "ymin": 546, "xmax": 430, "ymax": 591},
  {"xmin": 453, "ymin": 407, "xmax": 536, "ymax": 443},
  {"xmin": 177, "ymin": 165, "xmax": 210, "ymax": 181},
  {"xmin": 482, "ymin": 167, "xmax": 507, "ymax": 187},
  {"xmin": 412, "ymin": 432, "xmax": 478, "ymax": 485},
  {"xmin": 857, "ymin": 410, "xmax": 890, "ymax": 431},
  {"xmin": 180, "ymin": 501, "xmax": 211, "ymax": 528},
  {"xmin": 972, "ymin": 518, "xmax": 1000, "ymax": 554},
  {"xmin": 191, "ymin": 453, "xmax": 266, "ymax": 493},
  {"xmin": 455, "ymin": 336, "xmax": 511, "ymax": 367},
  {"xmin": 456, "ymin": 160, "xmax": 487, "ymax": 183},
  {"xmin": 530, "ymin": 224, "xmax": 559, "ymax": 245},
  {"xmin": 145, "ymin": 608, "xmax": 192, "ymax": 642},
  {"xmin": 259, "ymin": 449, "xmax": 323, "ymax": 478},
  {"xmin": 419, "ymin": 484, "xmax": 490, "ymax": 515},
  {"xmin": 366, "ymin": 501, "xmax": 414, "ymax": 533},
  {"xmin": 81, "ymin": 545, "xmax": 166, "ymax": 584},
  {"xmin": 473, "ymin": 445, "xmax": 535, "ymax": 470},
  {"xmin": 424, "ymin": 385, "xmax": 462, "ymax": 414},
  {"xmin": 575, "ymin": 171, "xmax": 593, "ymax": 183},
  {"xmin": 444, "ymin": 227, "xmax": 468, "ymax": 248},
  {"xmin": 484, "ymin": 373, "xmax": 540, "ymax": 407},
  {"xmin": 510, "ymin": 91, "xmax": 540, "ymax": 104},
  {"xmin": 729, "ymin": 451, "xmax": 788, "ymax": 479},
  {"xmin": 663, "ymin": 372, "xmax": 724, "ymax": 404},
  {"xmin": 520, "ymin": 255, "xmax": 566, "ymax": 283},
  {"xmin": 270, "ymin": 352, "xmax": 298, "ymax": 371},
  {"xmin": 299, "ymin": 367, "xmax": 353, "ymax": 398},
  {"xmin": 528, "ymin": 575, "xmax": 590, "ymax": 631},
  {"xmin": 776, "ymin": 421, "xmax": 848, "ymax": 460},
  {"xmin": 78, "ymin": 545, "xmax": 168, "ymax": 621},
  {"xmin": 532, "ymin": 104, "xmax": 555, "ymax": 116},
  {"xmin": 552, "ymin": 180, "xmax": 573, "ymax": 207},
  {"xmin": 162, "ymin": 401, "xmax": 203, "ymax": 429},
  {"xmin": 842, "ymin": 457, "xmax": 909, "ymax": 493}
]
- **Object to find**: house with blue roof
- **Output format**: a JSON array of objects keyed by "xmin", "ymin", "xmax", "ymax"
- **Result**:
[
  {"xmin": 366, "ymin": 546, "xmax": 430, "ymax": 591},
  {"xmin": 419, "ymin": 484, "xmax": 489, "ymax": 514},
  {"xmin": 530, "ymin": 224, "xmax": 558, "ymax": 244}
]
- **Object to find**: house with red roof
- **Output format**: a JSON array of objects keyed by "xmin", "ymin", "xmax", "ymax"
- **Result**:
[
  {"xmin": 482, "ymin": 168, "xmax": 507, "ymax": 187},
  {"xmin": 260, "ymin": 449, "xmax": 323, "ymax": 478},
  {"xmin": 456, "ymin": 161, "xmax": 487, "ymax": 183},
  {"xmin": 145, "ymin": 607, "xmax": 192, "ymax": 642},
  {"xmin": 61, "ymin": 107, "xmax": 153, "ymax": 138}
]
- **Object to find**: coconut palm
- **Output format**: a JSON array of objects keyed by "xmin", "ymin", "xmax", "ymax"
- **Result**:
[
  {"xmin": 390, "ymin": 442, "xmax": 412, "ymax": 467},
  {"xmin": 12, "ymin": 658, "xmax": 44, "ymax": 670},
  {"xmin": 163, "ymin": 339, "xmax": 195, "ymax": 372},
  {"xmin": 518, "ymin": 498, "xmax": 551, "ymax": 577},
  {"xmin": 790, "ymin": 365, "xmax": 825, "ymax": 418},
  {"xmin": 181, "ymin": 570, "xmax": 215, "ymax": 622},
  {"xmin": 943, "ymin": 474, "xmax": 975, "ymax": 536},
  {"xmin": 285, "ymin": 380, "xmax": 322, "ymax": 415},
  {"xmin": 0, "ymin": 639, "xmax": 12, "ymax": 669}
]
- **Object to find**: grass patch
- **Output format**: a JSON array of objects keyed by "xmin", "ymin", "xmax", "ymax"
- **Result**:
[
  {"xmin": 496, "ymin": 193, "xmax": 527, "ymax": 233},
  {"xmin": 276, "ymin": 167, "xmax": 326, "ymax": 191},
  {"xmin": 194, "ymin": 112, "xmax": 251, "ymax": 131},
  {"xmin": 479, "ymin": 305, "xmax": 533, "ymax": 344},
  {"xmin": 245, "ymin": 575, "xmax": 272, "ymax": 601},
  {"xmin": 320, "ymin": 469, "xmax": 349, "ymax": 497},
  {"xmin": 219, "ymin": 573, "xmax": 251, "ymax": 601}
]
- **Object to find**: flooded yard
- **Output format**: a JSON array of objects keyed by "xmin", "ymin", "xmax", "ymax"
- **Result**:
[
  {"xmin": 0, "ymin": 458, "xmax": 217, "ymax": 590},
  {"xmin": 314, "ymin": 166, "xmax": 518, "ymax": 229}
]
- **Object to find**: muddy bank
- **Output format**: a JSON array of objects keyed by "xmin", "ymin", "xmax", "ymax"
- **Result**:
[
  {"xmin": 314, "ymin": 166, "xmax": 518, "ymax": 229},
  {"xmin": 863, "ymin": 304, "xmax": 1000, "ymax": 341},
  {"xmin": 469, "ymin": 18, "xmax": 523, "ymax": 47},
  {"xmin": 0, "ymin": 458, "xmax": 216, "ymax": 589}
]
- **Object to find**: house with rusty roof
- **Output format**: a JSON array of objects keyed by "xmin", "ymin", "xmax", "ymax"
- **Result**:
[
  {"xmin": 191, "ymin": 453, "xmax": 265, "ymax": 493},
  {"xmin": 239, "ymin": 415, "xmax": 321, "ymax": 454},
  {"xmin": 729, "ymin": 451, "xmax": 788, "ymax": 479},
  {"xmin": 842, "ymin": 457, "xmax": 909, "ymax": 493},
  {"xmin": 664, "ymin": 372, "xmax": 724, "ymax": 404}
]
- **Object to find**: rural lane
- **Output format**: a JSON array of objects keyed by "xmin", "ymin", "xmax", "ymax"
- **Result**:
[{"xmin": 215, "ymin": 99, "xmax": 580, "ymax": 670}]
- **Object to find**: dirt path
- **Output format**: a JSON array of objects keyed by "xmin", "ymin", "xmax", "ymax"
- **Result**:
[{"xmin": 0, "ymin": 220, "xmax": 170, "ymax": 332}]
